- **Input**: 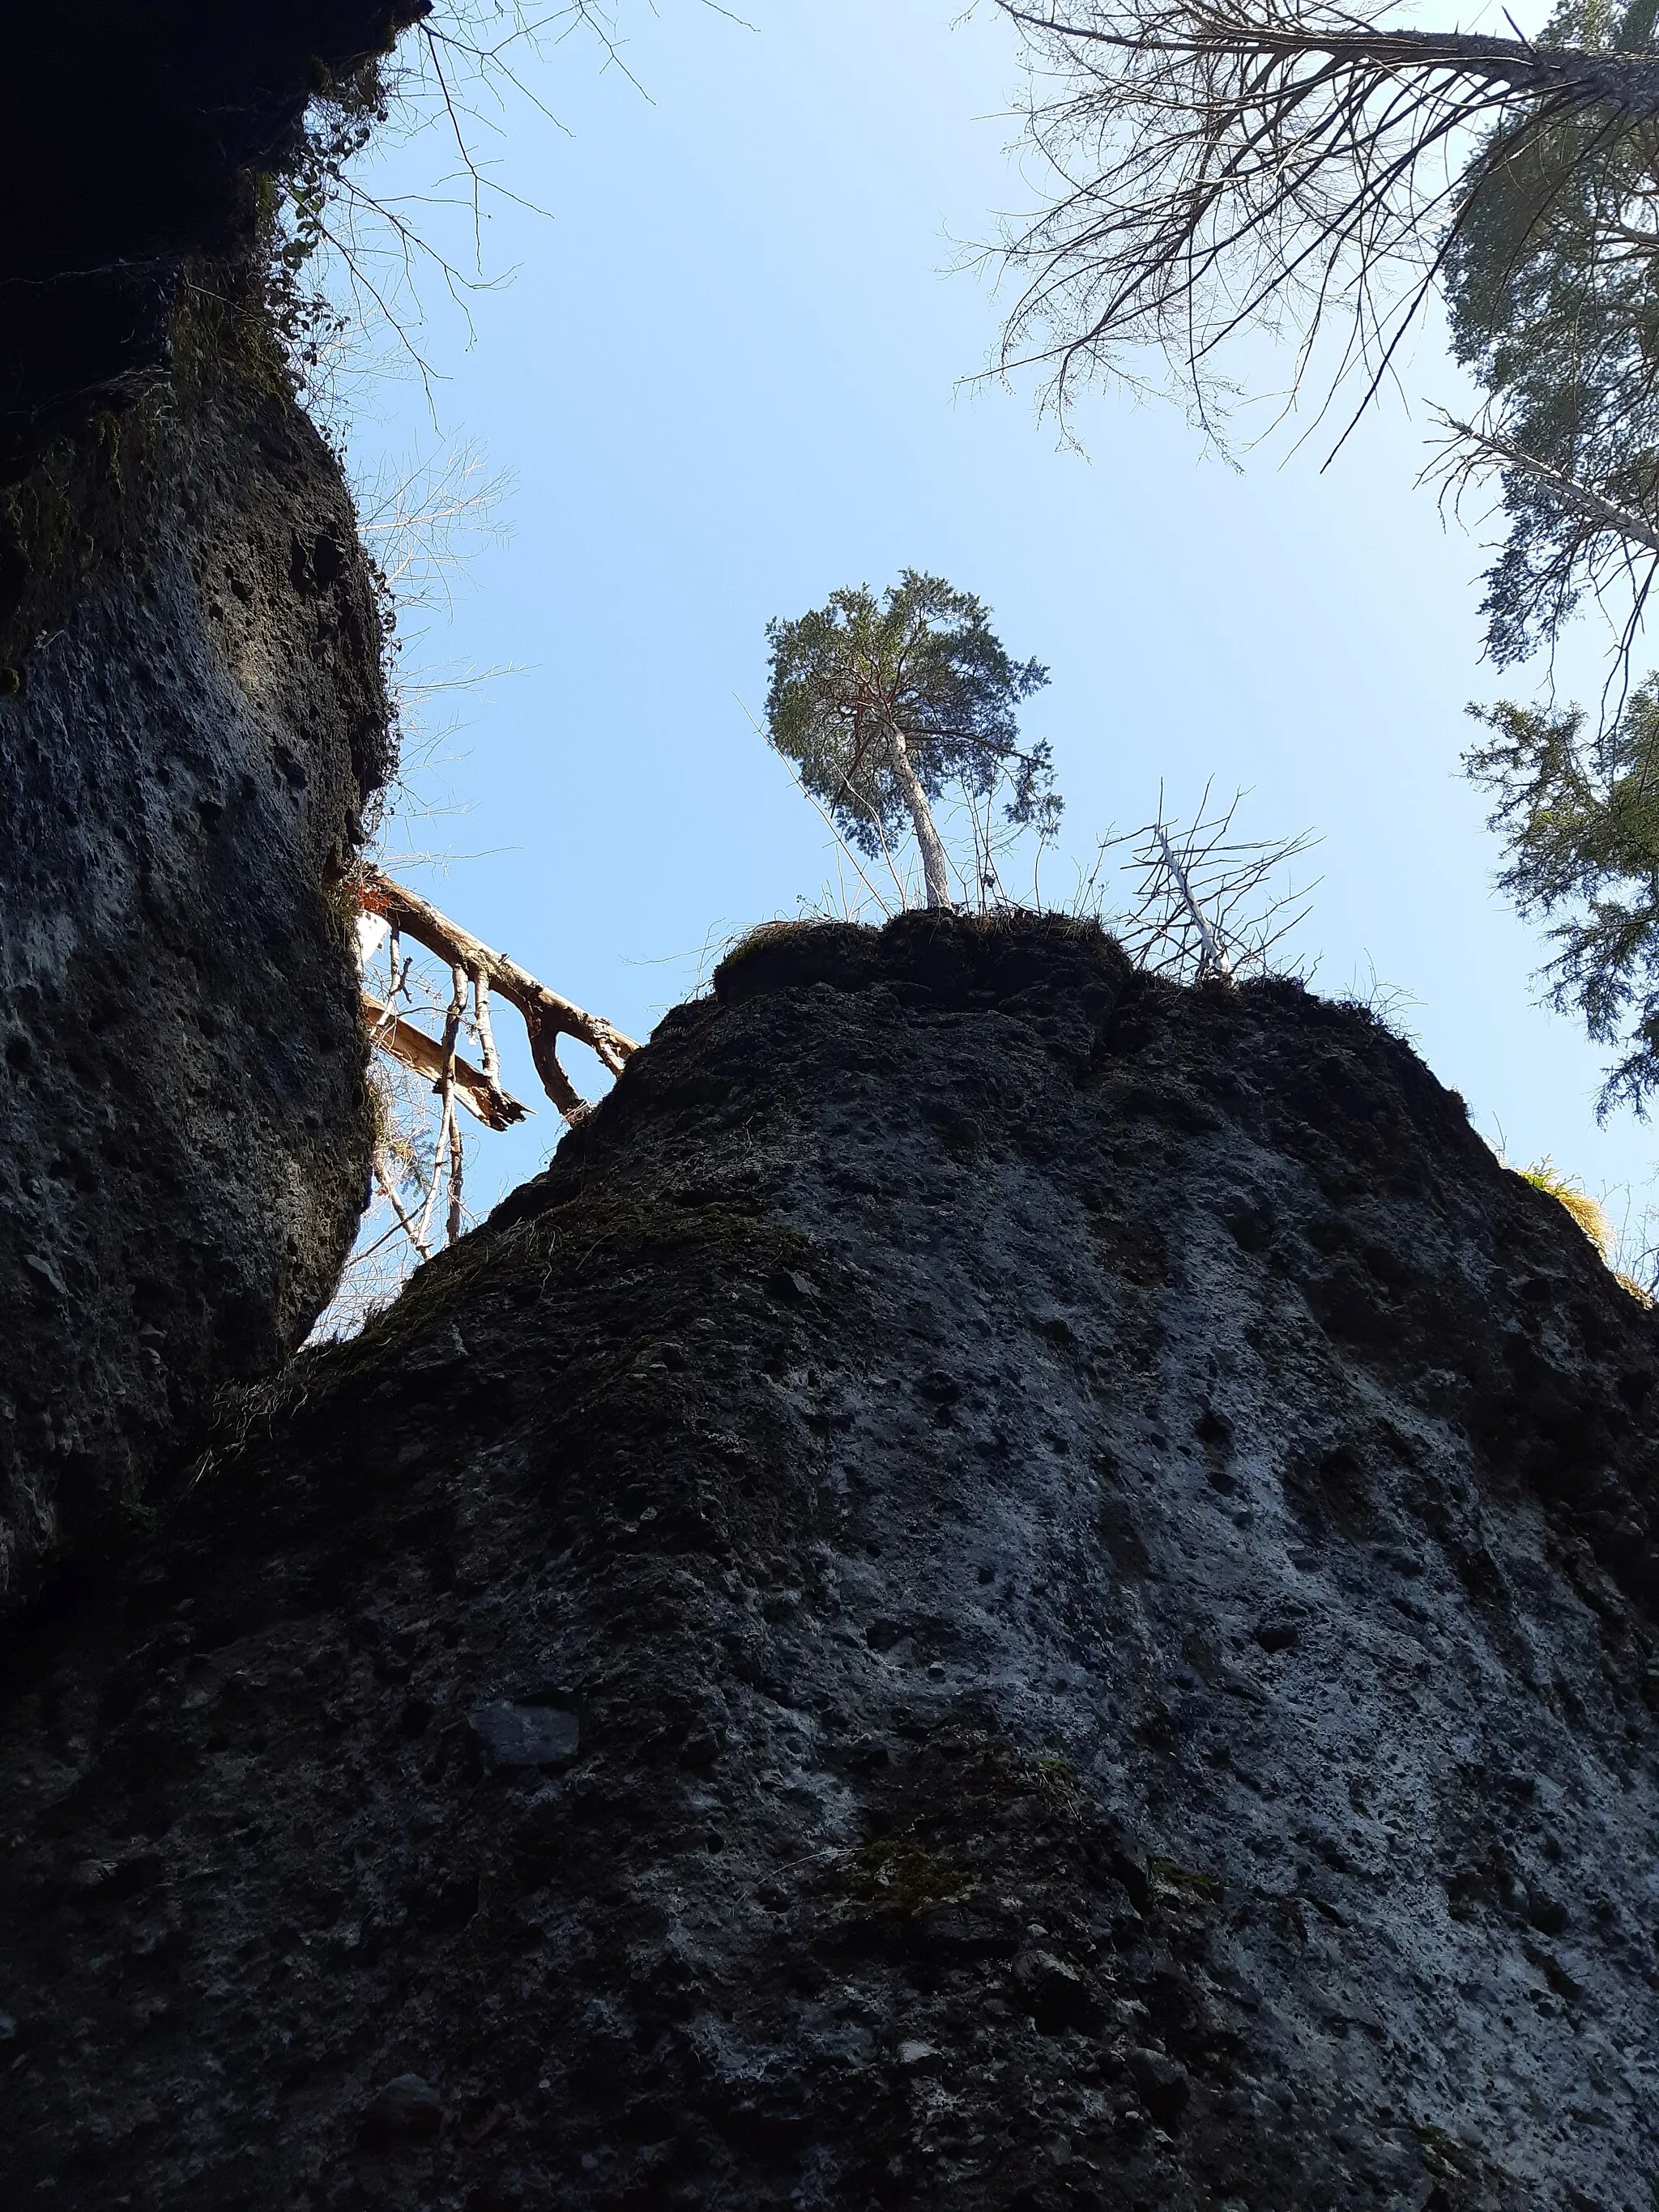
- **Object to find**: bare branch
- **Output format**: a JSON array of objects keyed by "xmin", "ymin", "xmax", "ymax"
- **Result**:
[
  {"xmin": 372, "ymin": 1143, "xmax": 433, "ymax": 1262},
  {"xmin": 362, "ymin": 991, "xmax": 532, "ymax": 1129},
  {"xmin": 993, "ymin": 0, "xmax": 1659, "ymax": 430},
  {"xmin": 1431, "ymin": 408, "xmax": 1659, "ymax": 560},
  {"xmin": 357, "ymin": 863, "xmax": 640, "ymax": 1123},
  {"xmin": 1093, "ymin": 784, "xmax": 1320, "ymax": 980},
  {"xmin": 1151, "ymin": 820, "xmax": 1234, "ymax": 978}
]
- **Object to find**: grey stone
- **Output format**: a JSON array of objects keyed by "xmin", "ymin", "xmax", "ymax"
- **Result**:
[
  {"xmin": 404, "ymin": 1326, "xmax": 469, "ymax": 1376},
  {"xmin": 1253, "ymin": 1613, "xmax": 1302, "ymax": 1652},
  {"xmin": 1125, "ymin": 2048, "xmax": 1191, "ymax": 2122},
  {"xmin": 0, "ymin": 286, "xmax": 387, "ymax": 1614},
  {"xmin": 467, "ymin": 1702, "xmax": 580, "ymax": 1771},
  {"xmin": 359, "ymin": 2073, "xmax": 443, "ymax": 2150},
  {"xmin": 1013, "ymin": 1950, "xmax": 1106, "ymax": 2035},
  {"xmin": 6, "ymin": 913, "xmax": 1659, "ymax": 2210}
]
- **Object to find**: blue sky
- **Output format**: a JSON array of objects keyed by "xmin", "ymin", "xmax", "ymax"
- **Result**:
[{"xmin": 334, "ymin": 0, "xmax": 1655, "ymax": 1242}]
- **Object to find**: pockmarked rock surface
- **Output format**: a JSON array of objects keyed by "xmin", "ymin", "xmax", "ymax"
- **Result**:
[
  {"xmin": 2, "ymin": 914, "xmax": 1657, "ymax": 2210},
  {"xmin": 0, "ymin": 360, "xmax": 388, "ymax": 1603},
  {"xmin": 0, "ymin": 2, "xmax": 429, "ymax": 1602}
]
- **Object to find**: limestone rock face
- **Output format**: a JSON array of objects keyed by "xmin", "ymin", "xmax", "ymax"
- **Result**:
[
  {"xmin": 0, "ymin": 2, "xmax": 428, "ymax": 1601},
  {"xmin": 2, "ymin": 914, "xmax": 1656, "ymax": 2210},
  {"xmin": 0, "ymin": 372, "xmax": 388, "ymax": 1598}
]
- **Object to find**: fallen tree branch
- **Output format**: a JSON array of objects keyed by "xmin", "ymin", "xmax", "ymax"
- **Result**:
[
  {"xmin": 362, "ymin": 993, "xmax": 531, "ymax": 1132},
  {"xmin": 371, "ymin": 1143, "xmax": 433, "ymax": 1263},
  {"xmin": 356, "ymin": 863, "xmax": 640, "ymax": 1123}
]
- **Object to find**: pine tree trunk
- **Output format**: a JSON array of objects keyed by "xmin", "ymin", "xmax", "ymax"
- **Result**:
[{"xmin": 887, "ymin": 726, "xmax": 953, "ymax": 909}]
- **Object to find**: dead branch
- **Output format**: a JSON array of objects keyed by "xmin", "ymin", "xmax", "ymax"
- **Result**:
[
  {"xmin": 357, "ymin": 862, "xmax": 639, "ymax": 1123},
  {"xmin": 438, "ymin": 958, "xmax": 468, "ymax": 1246},
  {"xmin": 471, "ymin": 970, "xmax": 502, "ymax": 1091},
  {"xmin": 1097, "ymin": 786, "xmax": 1320, "ymax": 981},
  {"xmin": 994, "ymin": 0, "xmax": 1659, "ymax": 428},
  {"xmin": 372, "ymin": 1143, "xmax": 433, "ymax": 1262},
  {"xmin": 1004, "ymin": 5, "xmax": 1659, "ymax": 118},
  {"xmin": 362, "ymin": 993, "xmax": 531, "ymax": 1131},
  {"xmin": 446, "ymin": 1115, "xmax": 466, "ymax": 1246},
  {"xmin": 1150, "ymin": 820, "xmax": 1233, "ymax": 980},
  {"xmin": 1430, "ymin": 410, "xmax": 1659, "ymax": 562}
]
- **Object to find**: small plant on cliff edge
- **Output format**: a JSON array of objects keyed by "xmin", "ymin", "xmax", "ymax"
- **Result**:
[
  {"xmin": 765, "ymin": 571, "xmax": 1057, "ymax": 911},
  {"xmin": 1516, "ymin": 1157, "xmax": 1653, "ymax": 1304}
]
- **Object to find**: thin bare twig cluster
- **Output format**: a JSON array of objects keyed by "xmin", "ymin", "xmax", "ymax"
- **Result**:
[
  {"xmin": 1079, "ymin": 784, "xmax": 1320, "ymax": 981},
  {"xmin": 995, "ymin": 1, "xmax": 1659, "ymax": 440},
  {"xmin": 776, "ymin": 727, "xmax": 1319, "ymax": 988},
  {"xmin": 347, "ymin": 435, "xmax": 519, "ymax": 851},
  {"xmin": 279, "ymin": 1, "xmax": 739, "ymax": 404}
]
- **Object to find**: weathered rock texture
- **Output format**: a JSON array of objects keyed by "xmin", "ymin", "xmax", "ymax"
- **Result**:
[
  {"xmin": 2, "ymin": 914, "xmax": 1657, "ymax": 2211},
  {"xmin": 0, "ymin": 2, "xmax": 428, "ymax": 1600},
  {"xmin": 0, "ymin": 363, "xmax": 388, "ymax": 1596}
]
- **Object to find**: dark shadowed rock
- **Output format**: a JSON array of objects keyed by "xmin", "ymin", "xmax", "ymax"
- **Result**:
[
  {"xmin": 1, "ymin": 912, "xmax": 1657, "ymax": 2210},
  {"xmin": 358, "ymin": 2072, "xmax": 444, "ymax": 2150},
  {"xmin": 0, "ymin": 6, "xmax": 429, "ymax": 1608},
  {"xmin": 1126, "ymin": 2044, "xmax": 1192, "ymax": 2122},
  {"xmin": 0, "ymin": 3, "xmax": 431, "ymax": 454},
  {"xmin": 467, "ymin": 1701, "xmax": 582, "ymax": 1771},
  {"xmin": 0, "ymin": 360, "xmax": 387, "ymax": 1609}
]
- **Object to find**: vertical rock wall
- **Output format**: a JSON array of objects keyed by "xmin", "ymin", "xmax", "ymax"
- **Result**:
[
  {"xmin": 0, "ymin": 2, "xmax": 430, "ymax": 1603},
  {"xmin": 0, "ymin": 359, "xmax": 388, "ymax": 1596},
  {"xmin": 1, "ymin": 915, "xmax": 1655, "ymax": 2211}
]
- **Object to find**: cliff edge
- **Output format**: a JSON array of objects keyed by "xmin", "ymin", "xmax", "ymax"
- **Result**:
[{"xmin": 2, "ymin": 913, "xmax": 1656, "ymax": 2211}]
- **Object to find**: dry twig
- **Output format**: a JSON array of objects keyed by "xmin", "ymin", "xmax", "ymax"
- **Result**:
[
  {"xmin": 1087, "ymin": 784, "xmax": 1320, "ymax": 980},
  {"xmin": 996, "ymin": 1, "xmax": 1659, "ymax": 439},
  {"xmin": 363, "ymin": 992, "xmax": 531, "ymax": 1129}
]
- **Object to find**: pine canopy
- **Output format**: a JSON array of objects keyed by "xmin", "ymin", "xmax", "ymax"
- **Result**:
[
  {"xmin": 764, "ymin": 570, "xmax": 1053, "ymax": 873},
  {"xmin": 1467, "ymin": 681, "xmax": 1659, "ymax": 1113}
]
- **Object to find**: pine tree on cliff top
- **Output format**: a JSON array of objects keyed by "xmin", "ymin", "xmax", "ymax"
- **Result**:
[{"xmin": 765, "ymin": 570, "xmax": 1052, "ymax": 910}]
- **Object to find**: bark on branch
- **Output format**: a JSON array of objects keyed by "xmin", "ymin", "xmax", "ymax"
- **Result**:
[
  {"xmin": 362, "ymin": 995, "xmax": 531, "ymax": 1132},
  {"xmin": 1435, "ymin": 412, "xmax": 1659, "ymax": 562},
  {"xmin": 1005, "ymin": 6, "xmax": 1659, "ymax": 121},
  {"xmin": 995, "ymin": 0, "xmax": 1659, "ymax": 426},
  {"xmin": 356, "ymin": 864, "xmax": 640, "ymax": 1124}
]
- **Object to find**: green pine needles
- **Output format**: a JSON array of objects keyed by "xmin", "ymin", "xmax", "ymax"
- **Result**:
[
  {"xmin": 1468, "ymin": 683, "xmax": 1659, "ymax": 1113},
  {"xmin": 764, "ymin": 570, "xmax": 1056, "ymax": 910},
  {"xmin": 1444, "ymin": 0, "xmax": 1659, "ymax": 669}
]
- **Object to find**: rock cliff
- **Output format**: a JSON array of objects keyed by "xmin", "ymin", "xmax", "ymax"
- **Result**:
[
  {"xmin": 0, "ymin": 4, "xmax": 429, "ymax": 452},
  {"xmin": 2, "ymin": 913, "xmax": 1655, "ymax": 2211},
  {"xmin": 0, "ymin": 3, "xmax": 427, "ymax": 1603}
]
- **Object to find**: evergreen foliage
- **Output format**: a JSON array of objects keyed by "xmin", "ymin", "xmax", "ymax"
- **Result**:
[
  {"xmin": 764, "ymin": 571, "xmax": 1055, "ymax": 907},
  {"xmin": 1467, "ymin": 683, "xmax": 1659, "ymax": 1111},
  {"xmin": 1444, "ymin": 0, "xmax": 1659, "ymax": 668},
  {"xmin": 993, "ymin": 1, "xmax": 1659, "ymax": 674},
  {"xmin": 992, "ymin": 0, "xmax": 1659, "ymax": 1102}
]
